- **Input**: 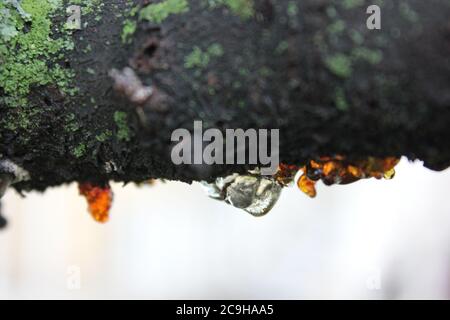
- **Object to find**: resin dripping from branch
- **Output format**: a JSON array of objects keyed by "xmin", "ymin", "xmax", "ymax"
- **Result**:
[
  {"xmin": 78, "ymin": 183, "xmax": 113, "ymax": 223},
  {"xmin": 201, "ymin": 157, "xmax": 400, "ymax": 216},
  {"xmin": 275, "ymin": 156, "xmax": 400, "ymax": 199}
]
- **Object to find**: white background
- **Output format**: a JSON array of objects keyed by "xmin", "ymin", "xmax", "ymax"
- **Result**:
[{"xmin": 0, "ymin": 158, "xmax": 449, "ymax": 299}]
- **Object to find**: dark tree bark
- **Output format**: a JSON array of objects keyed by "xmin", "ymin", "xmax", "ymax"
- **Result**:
[{"xmin": 1, "ymin": 0, "xmax": 450, "ymax": 194}]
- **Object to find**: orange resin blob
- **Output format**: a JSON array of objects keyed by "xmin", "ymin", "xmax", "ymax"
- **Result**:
[
  {"xmin": 274, "ymin": 163, "xmax": 300, "ymax": 186},
  {"xmin": 275, "ymin": 157, "xmax": 400, "ymax": 198},
  {"xmin": 297, "ymin": 174, "xmax": 317, "ymax": 198},
  {"xmin": 79, "ymin": 183, "xmax": 113, "ymax": 223}
]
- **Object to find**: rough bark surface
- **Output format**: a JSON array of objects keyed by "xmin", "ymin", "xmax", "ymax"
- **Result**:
[{"xmin": 1, "ymin": 0, "xmax": 450, "ymax": 194}]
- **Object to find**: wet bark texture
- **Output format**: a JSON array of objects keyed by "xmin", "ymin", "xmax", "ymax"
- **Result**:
[{"xmin": 1, "ymin": 0, "xmax": 450, "ymax": 193}]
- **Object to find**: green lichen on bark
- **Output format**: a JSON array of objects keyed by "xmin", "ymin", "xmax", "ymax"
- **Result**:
[
  {"xmin": 139, "ymin": 0, "xmax": 189, "ymax": 23},
  {"xmin": 325, "ymin": 53, "xmax": 353, "ymax": 78},
  {"xmin": 114, "ymin": 111, "xmax": 131, "ymax": 142},
  {"xmin": 184, "ymin": 44, "xmax": 224, "ymax": 69},
  {"xmin": 205, "ymin": 0, "xmax": 255, "ymax": 19},
  {"xmin": 121, "ymin": 19, "xmax": 137, "ymax": 44},
  {"xmin": 0, "ymin": 0, "xmax": 77, "ymax": 108}
]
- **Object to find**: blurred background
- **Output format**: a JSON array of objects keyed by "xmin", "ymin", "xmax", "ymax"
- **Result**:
[{"xmin": 0, "ymin": 157, "xmax": 449, "ymax": 299}]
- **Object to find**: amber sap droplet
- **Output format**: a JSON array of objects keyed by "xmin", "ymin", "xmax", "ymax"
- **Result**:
[
  {"xmin": 383, "ymin": 168, "xmax": 396, "ymax": 180},
  {"xmin": 289, "ymin": 156, "xmax": 400, "ymax": 198},
  {"xmin": 79, "ymin": 183, "xmax": 113, "ymax": 223},
  {"xmin": 322, "ymin": 161, "xmax": 338, "ymax": 176},
  {"xmin": 297, "ymin": 174, "xmax": 317, "ymax": 198},
  {"xmin": 274, "ymin": 164, "xmax": 300, "ymax": 186},
  {"xmin": 310, "ymin": 160, "xmax": 321, "ymax": 170},
  {"xmin": 347, "ymin": 165, "xmax": 364, "ymax": 178}
]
